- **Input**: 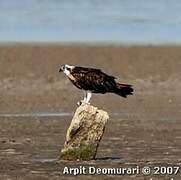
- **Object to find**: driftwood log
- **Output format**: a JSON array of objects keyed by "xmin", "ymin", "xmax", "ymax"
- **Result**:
[{"xmin": 60, "ymin": 103, "xmax": 109, "ymax": 161}]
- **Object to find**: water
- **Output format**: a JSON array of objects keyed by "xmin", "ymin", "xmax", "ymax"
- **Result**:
[
  {"xmin": 0, "ymin": 0, "xmax": 181, "ymax": 44},
  {"xmin": 0, "ymin": 111, "xmax": 179, "ymax": 121},
  {"xmin": 0, "ymin": 112, "xmax": 72, "ymax": 118}
]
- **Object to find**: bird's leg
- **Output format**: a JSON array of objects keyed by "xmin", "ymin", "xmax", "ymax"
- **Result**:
[
  {"xmin": 83, "ymin": 91, "xmax": 87, "ymax": 102},
  {"xmin": 85, "ymin": 91, "xmax": 92, "ymax": 104},
  {"xmin": 77, "ymin": 91, "xmax": 91, "ymax": 106}
]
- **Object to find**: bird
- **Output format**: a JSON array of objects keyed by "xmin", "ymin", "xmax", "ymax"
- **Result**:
[{"xmin": 59, "ymin": 64, "xmax": 134, "ymax": 105}]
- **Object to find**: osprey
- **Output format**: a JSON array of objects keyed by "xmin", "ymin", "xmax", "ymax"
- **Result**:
[{"xmin": 59, "ymin": 64, "xmax": 134, "ymax": 105}]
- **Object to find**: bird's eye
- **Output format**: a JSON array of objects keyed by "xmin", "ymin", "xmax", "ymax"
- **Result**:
[{"xmin": 67, "ymin": 68, "xmax": 71, "ymax": 71}]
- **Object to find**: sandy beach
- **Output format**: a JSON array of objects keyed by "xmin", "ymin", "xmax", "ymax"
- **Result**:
[{"xmin": 0, "ymin": 44, "xmax": 180, "ymax": 180}]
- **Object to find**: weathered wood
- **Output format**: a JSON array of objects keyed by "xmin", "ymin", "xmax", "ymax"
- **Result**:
[{"xmin": 60, "ymin": 103, "xmax": 109, "ymax": 161}]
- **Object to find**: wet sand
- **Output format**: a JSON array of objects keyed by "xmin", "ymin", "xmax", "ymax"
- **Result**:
[{"xmin": 0, "ymin": 44, "xmax": 180, "ymax": 179}]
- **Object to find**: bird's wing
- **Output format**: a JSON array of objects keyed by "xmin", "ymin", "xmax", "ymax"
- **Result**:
[{"xmin": 72, "ymin": 67, "xmax": 116, "ymax": 92}]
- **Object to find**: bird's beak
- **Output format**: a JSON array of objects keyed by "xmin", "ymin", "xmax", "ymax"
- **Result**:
[{"xmin": 59, "ymin": 65, "xmax": 64, "ymax": 72}]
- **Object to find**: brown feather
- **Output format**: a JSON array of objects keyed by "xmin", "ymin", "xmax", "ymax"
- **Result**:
[{"xmin": 69, "ymin": 66, "xmax": 134, "ymax": 98}]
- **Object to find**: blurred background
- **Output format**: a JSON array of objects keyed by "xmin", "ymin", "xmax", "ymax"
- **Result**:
[{"xmin": 1, "ymin": 0, "xmax": 181, "ymax": 44}]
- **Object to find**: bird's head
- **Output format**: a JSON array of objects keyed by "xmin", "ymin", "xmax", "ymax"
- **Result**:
[{"xmin": 59, "ymin": 64, "xmax": 74, "ymax": 75}]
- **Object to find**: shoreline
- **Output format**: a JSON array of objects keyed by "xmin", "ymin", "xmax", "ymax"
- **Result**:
[{"xmin": 1, "ymin": 41, "xmax": 181, "ymax": 47}]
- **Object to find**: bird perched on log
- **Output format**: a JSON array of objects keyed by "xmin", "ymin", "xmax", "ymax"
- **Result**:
[{"xmin": 59, "ymin": 64, "xmax": 134, "ymax": 105}]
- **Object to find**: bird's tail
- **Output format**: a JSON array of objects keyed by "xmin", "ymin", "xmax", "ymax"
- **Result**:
[{"xmin": 115, "ymin": 83, "xmax": 134, "ymax": 98}]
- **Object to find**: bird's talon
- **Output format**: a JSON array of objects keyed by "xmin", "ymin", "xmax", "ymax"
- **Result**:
[
  {"xmin": 82, "ymin": 102, "xmax": 90, "ymax": 105},
  {"xmin": 77, "ymin": 101, "xmax": 82, "ymax": 106},
  {"xmin": 77, "ymin": 100, "xmax": 90, "ymax": 106}
]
